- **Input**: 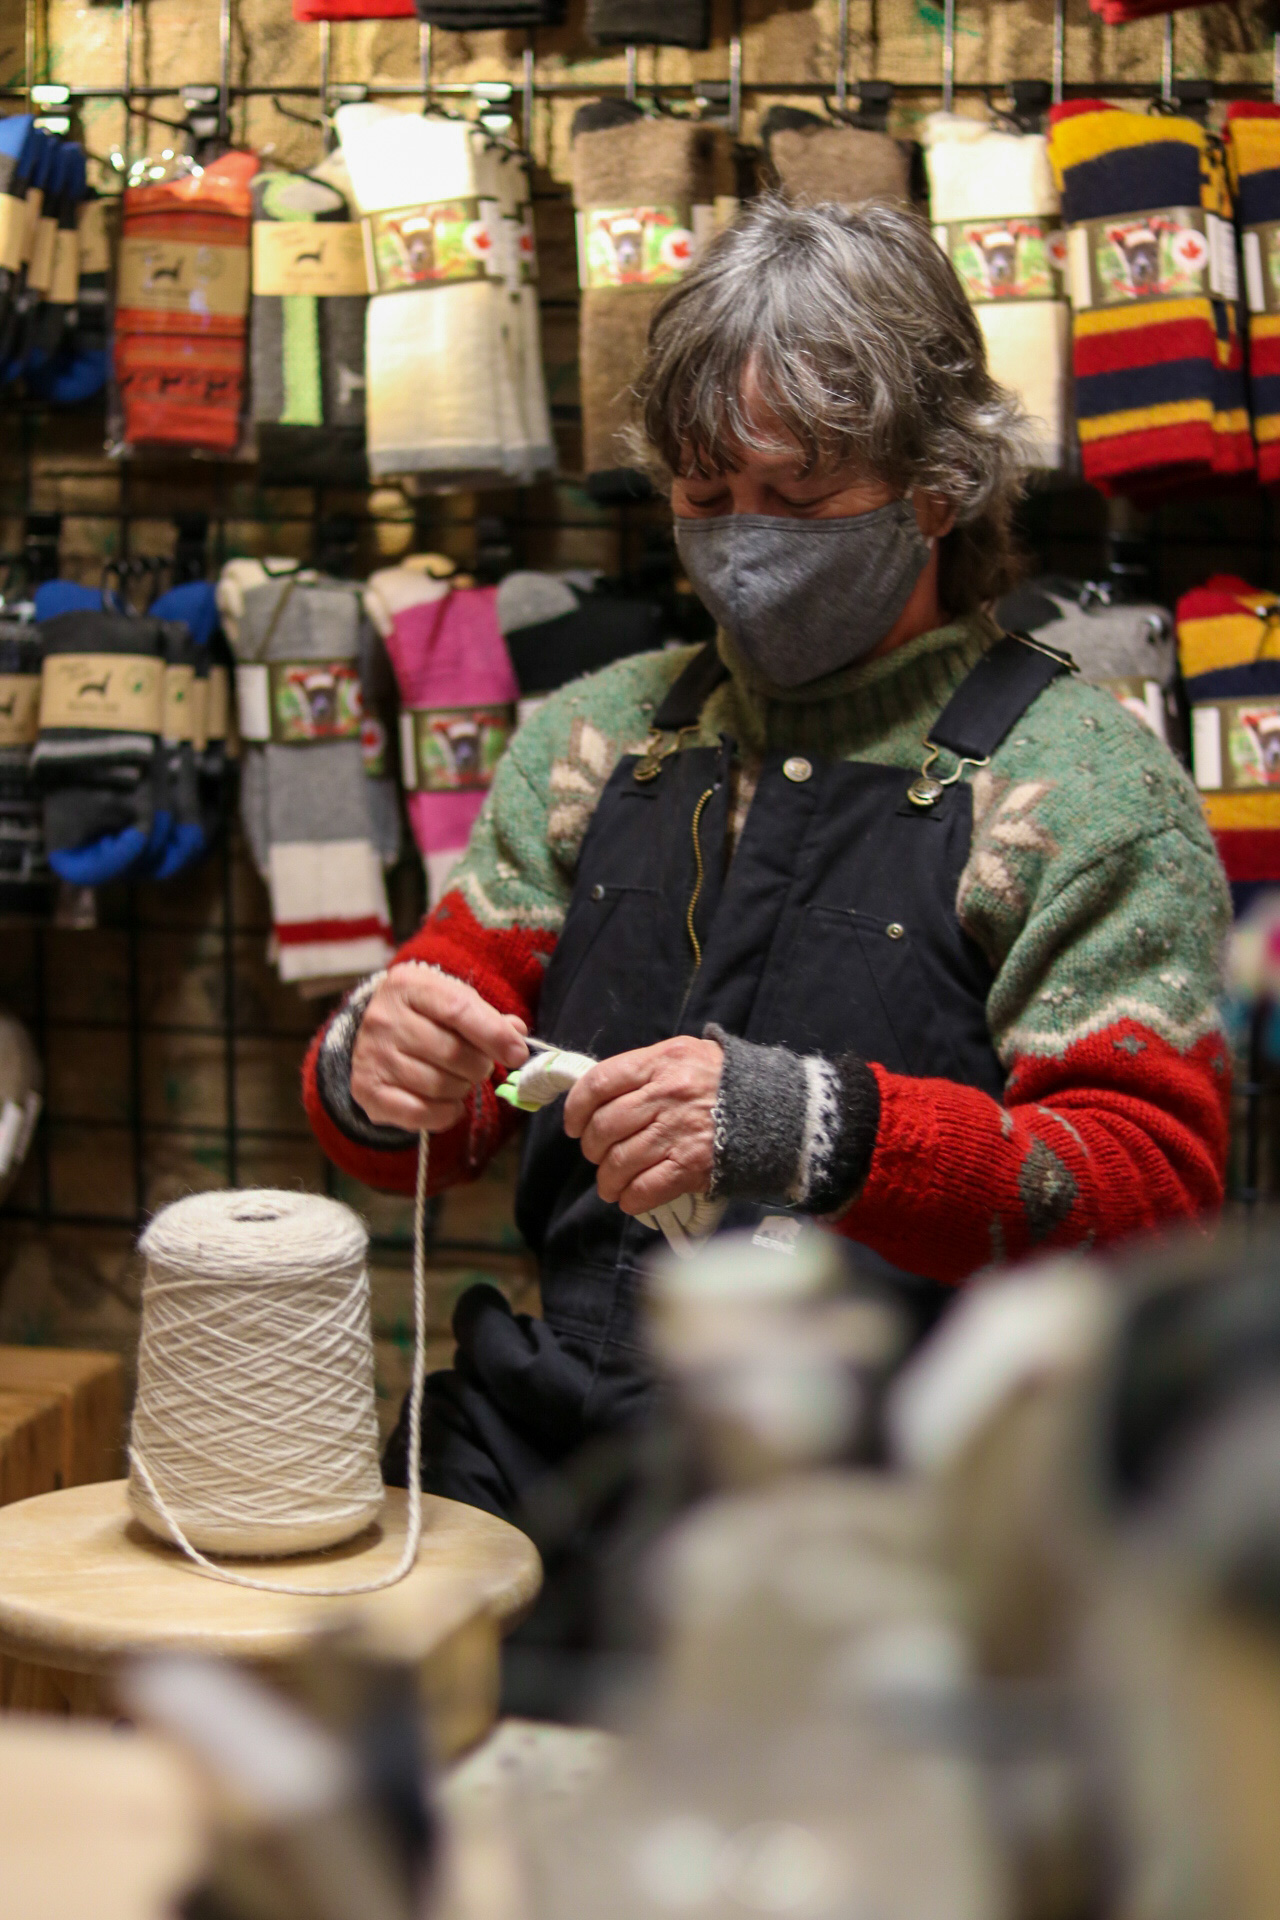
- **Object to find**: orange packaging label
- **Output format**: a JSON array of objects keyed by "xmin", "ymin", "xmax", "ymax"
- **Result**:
[{"xmin": 117, "ymin": 236, "xmax": 250, "ymax": 319}]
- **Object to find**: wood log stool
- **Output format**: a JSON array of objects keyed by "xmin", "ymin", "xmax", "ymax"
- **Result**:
[
  {"xmin": 0, "ymin": 1390, "xmax": 64, "ymax": 1508},
  {"xmin": 0, "ymin": 1346, "xmax": 124, "ymax": 1489},
  {"xmin": 0, "ymin": 1482, "xmax": 541, "ymax": 1756}
]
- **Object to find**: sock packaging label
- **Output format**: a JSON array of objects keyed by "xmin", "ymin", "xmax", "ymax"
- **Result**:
[
  {"xmin": 0, "ymin": 674, "xmax": 39, "ymax": 747},
  {"xmin": 252, "ymin": 221, "xmax": 370, "ymax": 299},
  {"xmin": 399, "ymin": 703, "xmax": 514, "ymax": 791},
  {"xmin": 1065, "ymin": 205, "xmax": 1237, "ymax": 311},
  {"xmin": 39, "ymin": 652, "xmax": 163, "ymax": 733},
  {"xmin": 362, "ymin": 197, "xmax": 505, "ymax": 294},
  {"xmin": 117, "ymin": 235, "xmax": 251, "ymax": 320},
  {"xmin": 933, "ymin": 218, "xmax": 1065, "ymax": 304}
]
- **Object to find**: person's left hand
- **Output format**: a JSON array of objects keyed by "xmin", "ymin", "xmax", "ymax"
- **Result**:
[{"xmin": 562, "ymin": 1037, "xmax": 723, "ymax": 1216}]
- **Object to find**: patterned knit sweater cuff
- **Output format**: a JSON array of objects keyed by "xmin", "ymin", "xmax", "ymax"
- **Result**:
[
  {"xmin": 313, "ymin": 965, "xmax": 422, "ymax": 1151},
  {"xmin": 705, "ymin": 1023, "xmax": 881, "ymax": 1213}
]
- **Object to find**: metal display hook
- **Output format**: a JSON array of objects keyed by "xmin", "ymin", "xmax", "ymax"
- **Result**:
[
  {"xmin": 1052, "ymin": 0, "xmax": 1065, "ymax": 106},
  {"xmin": 941, "ymin": 0, "xmax": 956, "ymax": 115}
]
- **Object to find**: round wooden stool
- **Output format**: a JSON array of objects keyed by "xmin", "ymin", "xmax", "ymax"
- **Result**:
[{"xmin": 0, "ymin": 1482, "xmax": 541, "ymax": 1756}]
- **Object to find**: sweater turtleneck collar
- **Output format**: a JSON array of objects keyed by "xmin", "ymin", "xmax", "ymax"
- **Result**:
[{"xmin": 707, "ymin": 610, "xmax": 1002, "ymax": 763}]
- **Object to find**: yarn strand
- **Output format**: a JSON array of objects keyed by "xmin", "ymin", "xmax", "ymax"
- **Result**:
[{"xmin": 128, "ymin": 1135, "xmax": 429, "ymax": 1598}]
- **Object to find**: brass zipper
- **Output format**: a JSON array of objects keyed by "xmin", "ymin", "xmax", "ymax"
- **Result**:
[{"xmin": 685, "ymin": 787, "xmax": 714, "ymax": 971}]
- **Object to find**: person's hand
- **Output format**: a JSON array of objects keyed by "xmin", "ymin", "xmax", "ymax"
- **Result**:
[
  {"xmin": 351, "ymin": 965, "xmax": 529, "ymax": 1133},
  {"xmin": 563, "ymin": 1037, "xmax": 723, "ymax": 1215}
]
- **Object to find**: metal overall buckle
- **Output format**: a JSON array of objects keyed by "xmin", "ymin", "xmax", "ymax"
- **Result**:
[
  {"xmin": 634, "ymin": 723, "xmax": 698, "ymax": 782},
  {"xmin": 907, "ymin": 742, "xmax": 990, "ymax": 809}
]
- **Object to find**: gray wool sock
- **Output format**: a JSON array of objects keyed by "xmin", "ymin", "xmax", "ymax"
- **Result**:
[{"xmin": 495, "ymin": 571, "xmax": 579, "ymax": 636}]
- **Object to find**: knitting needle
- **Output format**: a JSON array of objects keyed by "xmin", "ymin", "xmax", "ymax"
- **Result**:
[
  {"xmin": 1052, "ymin": 0, "xmax": 1065, "ymax": 105},
  {"xmin": 319, "ymin": 20, "xmax": 334, "ymax": 153},
  {"xmin": 729, "ymin": 22, "xmax": 742, "ymax": 136}
]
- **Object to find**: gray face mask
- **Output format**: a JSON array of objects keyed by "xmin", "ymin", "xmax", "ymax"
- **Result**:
[{"xmin": 674, "ymin": 500, "xmax": 932, "ymax": 688}]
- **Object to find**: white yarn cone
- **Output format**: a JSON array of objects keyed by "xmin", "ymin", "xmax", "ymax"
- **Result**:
[{"xmin": 129, "ymin": 1189, "xmax": 385, "ymax": 1557}]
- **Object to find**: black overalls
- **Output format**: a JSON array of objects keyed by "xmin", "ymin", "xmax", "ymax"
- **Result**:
[{"xmin": 385, "ymin": 634, "xmax": 1069, "ymax": 1528}]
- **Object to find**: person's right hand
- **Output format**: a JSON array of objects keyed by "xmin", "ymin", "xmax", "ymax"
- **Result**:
[{"xmin": 350, "ymin": 964, "xmax": 529, "ymax": 1134}]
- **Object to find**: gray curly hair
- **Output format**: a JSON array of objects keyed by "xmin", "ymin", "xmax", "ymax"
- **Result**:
[{"xmin": 633, "ymin": 195, "xmax": 1034, "ymax": 613}]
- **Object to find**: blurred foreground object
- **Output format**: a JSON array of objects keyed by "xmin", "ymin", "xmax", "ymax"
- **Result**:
[{"xmin": 0, "ymin": 1711, "xmax": 208, "ymax": 1920}]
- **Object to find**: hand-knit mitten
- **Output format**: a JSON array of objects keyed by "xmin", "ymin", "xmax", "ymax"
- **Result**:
[
  {"xmin": 33, "ymin": 608, "xmax": 167, "ymax": 885},
  {"xmin": 705, "ymin": 1024, "xmax": 882, "ymax": 1215},
  {"xmin": 0, "ymin": 618, "xmax": 49, "ymax": 916}
]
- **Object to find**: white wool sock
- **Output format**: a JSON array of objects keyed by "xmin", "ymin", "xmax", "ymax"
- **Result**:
[
  {"xmin": 924, "ymin": 115, "xmax": 1069, "ymax": 470},
  {"xmin": 337, "ymin": 105, "xmax": 508, "ymax": 484}
]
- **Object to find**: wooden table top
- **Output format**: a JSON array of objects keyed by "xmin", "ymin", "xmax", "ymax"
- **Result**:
[
  {"xmin": 1, "ymin": 1715, "xmax": 207, "ymax": 1920},
  {"xmin": 0, "ymin": 1481, "xmax": 541, "ymax": 1675}
]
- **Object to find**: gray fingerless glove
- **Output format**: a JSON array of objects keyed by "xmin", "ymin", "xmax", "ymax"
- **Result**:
[{"xmin": 705, "ymin": 1024, "xmax": 880, "ymax": 1215}]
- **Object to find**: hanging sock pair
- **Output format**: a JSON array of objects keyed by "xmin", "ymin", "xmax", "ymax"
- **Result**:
[
  {"xmin": 924, "ymin": 115, "xmax": 1070, "ymax": 472},
  {"xmin": 995, "ymin": 575, "xmax": 1180, "ymax": 752},
  {"xmin": 231, "ymin": 570, "xmax": 396, "ymax": 986},
  {"xmin": 496, "ymin": 570, "xmax": 664, "ymax": 723},
  {"xmin": 1224, "ymin": 105, "xmax": 1280, "ymax": 487},
  {"xmin": 0, "ymin": 617, "xmax": 51, "ymax": 917},
  {"xmin": 114, "ymin": 151, "xmax": 258, "ymax": 455},
  {"xmin": 335, "ymin": 106, "xmax": 554, "ymax": 489},
  {"xmin": 588, "ymin": 0, "xmax": 709, "ymax": 48},
  {"xmin": 370, "ymin": 576, "xmax": 518, "ymax": 907},
  {"xmin": 1177, "ymin": 576, "xmax": 1280, "ymax": 913},
  {"xmin": 251, "ymin": 157, "xmax": 368, "ymax": 488},
  {"xmin": 762, "ymin": 107, "xmax": 910, "ymax": 208},
  {"xmin": 26, "ymin": 179, "xmax": 110, "ymax": 408},
  {"xmin": 1047, "ymin": 102, "xmax": 1252, "ymax": 498},
  {"xmin": 572, "ymin": 103, "xmax": 737, "ymax": 500},
  {"xmin": 31, "ymin": 609, "xmax": 170, "ymax": 886}
]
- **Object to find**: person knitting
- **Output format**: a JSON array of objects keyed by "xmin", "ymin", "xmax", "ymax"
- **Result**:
[{"xmin": 304, "ymin": 197, "xmax": 1231, "ymax": 1655}]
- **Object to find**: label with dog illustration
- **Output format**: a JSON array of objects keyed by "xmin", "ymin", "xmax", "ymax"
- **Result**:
[
  {"xmin": 117, "ymin": 237, "xmax": 251, "ymax": 319},
  {"xmin": 1192, "ymin": 698, "xmax": 1280, "ymax": 791},
  {"xmin": 39, "ymin": 653, "xmax": 164, "ymax": 732},
  {"xmin": 362, "ymin": 198, "xmax": 503, "ymax": 293},
  {"xmin": 0, "ymin": 674, "xmax": 39, "ymax": 747},
  {"xmin": 935, "ymin": 218, "xmax": 1063, "ymax": 303},
  {"xmin": 399, "ymin": 704, "xmax": 514, "ymax": 792},
  {"xmin": 1065, "ymin": 206, "xmax": 1237, "ymax": 312},
  {"xmin": 252, "ymin": 222, "xmax": 370, "ymax": 298},
  {"xmin": 577, "ymin": 205, "xmax": 697, "ymax": 289},
  {"xmin": 1243, "ymin": 220, "xmax": 1280, "ymax": 316}
]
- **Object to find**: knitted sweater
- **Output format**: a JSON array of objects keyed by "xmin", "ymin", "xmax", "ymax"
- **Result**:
[{"xmin": 304, "ymin": 612, "xmax": 1232, "ymax": 1283}]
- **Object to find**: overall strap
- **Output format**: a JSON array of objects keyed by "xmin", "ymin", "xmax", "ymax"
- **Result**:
[
  {"xmin": 653, "ymin": 641, "xmax": 731, "ymax": 729},
  {"xmin": 929, "ymin": 630, "xmax": 1075, "ymax": 762}
]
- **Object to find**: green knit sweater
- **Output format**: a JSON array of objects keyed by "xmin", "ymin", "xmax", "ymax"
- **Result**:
[{"xmin": 307, "ymin": 612, "xmax": 1232, "ymax": 1281}]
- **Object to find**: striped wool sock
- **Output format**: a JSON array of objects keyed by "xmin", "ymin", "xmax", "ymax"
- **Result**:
[
  {"xmin": 1048, "ymin": 102, "xmax": 1252, "ymax": 496},
  {"xmin": 1178, "ymin": 574, "xmax": 1280, "ymax": 909},
  {"xmin": 1225, "ymin": 104, "xmax": 1280, "ymax": 485}
]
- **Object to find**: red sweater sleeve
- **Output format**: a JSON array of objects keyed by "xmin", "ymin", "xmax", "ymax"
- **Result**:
[
  {"xmin": 301, "ymin": 889, "xmax": 557, "ymax": 1197},
  {"xmin": 835, "ymin": 1019, "xmax": 1230, "ymax": 1282}
]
